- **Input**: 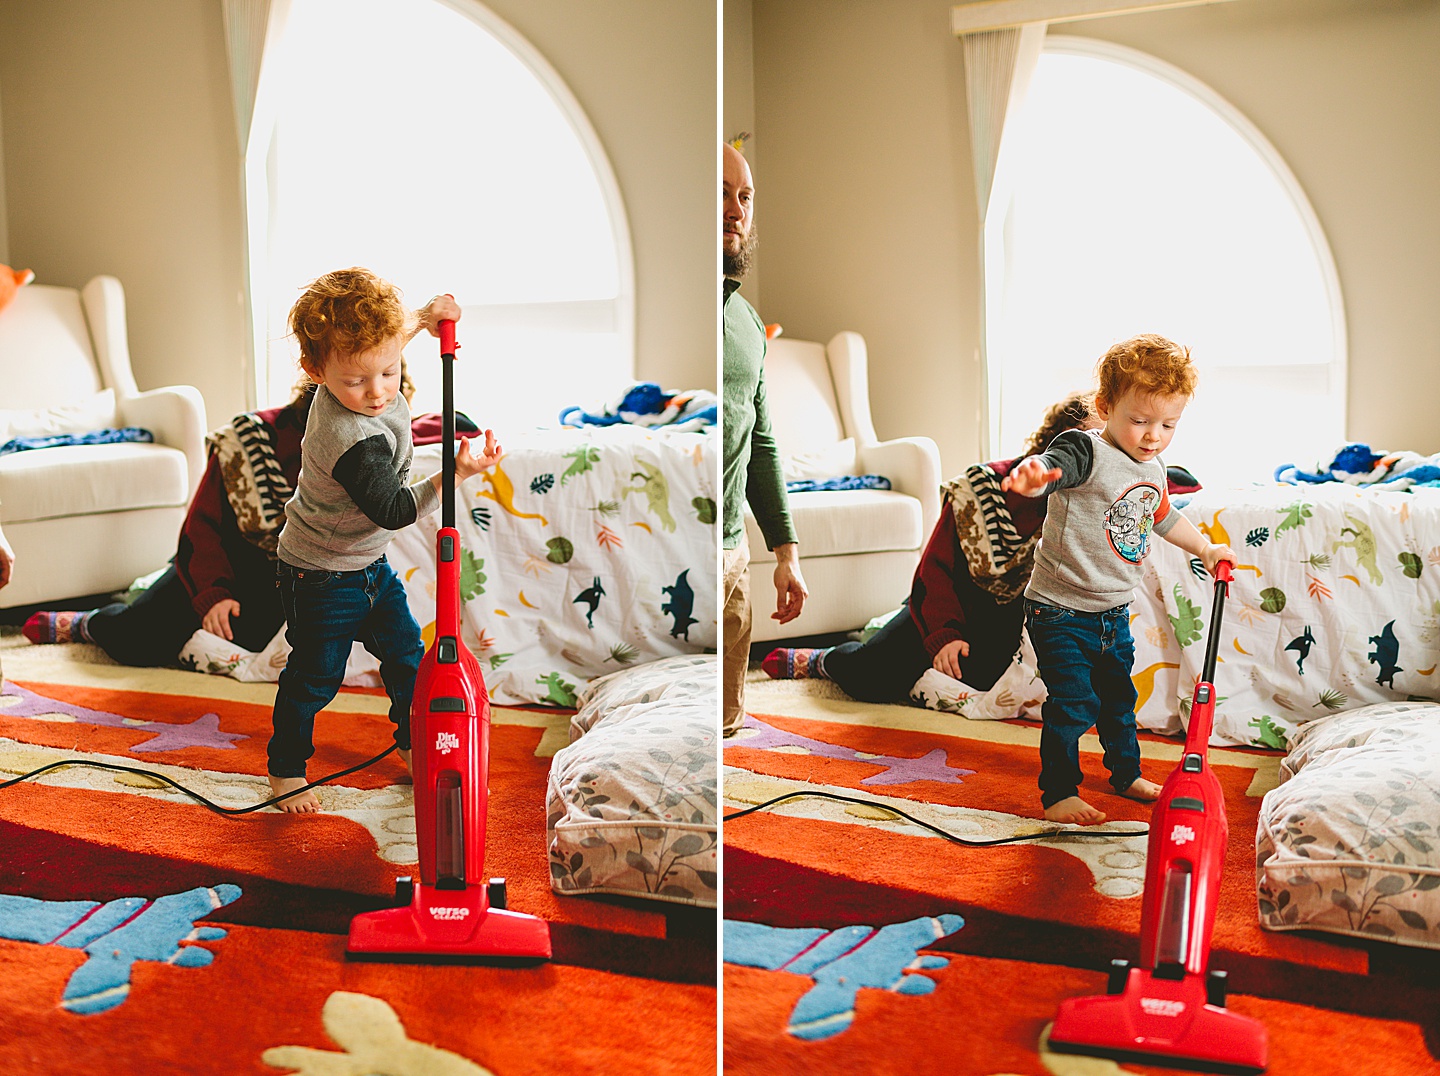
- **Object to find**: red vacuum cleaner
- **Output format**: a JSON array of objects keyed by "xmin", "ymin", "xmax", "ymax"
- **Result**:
[
  {"xmin": 348, "ymin": 317, "xmax": 551, "ymax": 962},
  {"xmin": 1048, "ymin": 561, "xmax": 1267, "ymax": 1073}
]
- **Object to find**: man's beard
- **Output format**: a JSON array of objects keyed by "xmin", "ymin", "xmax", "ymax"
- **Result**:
[{"xmin": 723, "ymin": 227, "xmax": 758, "ymax": 279}]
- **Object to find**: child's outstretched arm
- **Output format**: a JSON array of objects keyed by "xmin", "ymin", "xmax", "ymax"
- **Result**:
[
  {"xmin": 1000, "ymin": 456, "xmax": 1062, "ymax": 497},
  {"xmin": 1162, "ymin": 514, "xmax": 1237, "ymax": 575}
]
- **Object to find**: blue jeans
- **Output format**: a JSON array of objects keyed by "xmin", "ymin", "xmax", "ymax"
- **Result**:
[
  {"xmin": 268, "ymin": 556, "xmax": 423, "ymax": 778},
  {"xmin": 1025, "ymin": 599, "xmax": 1142, "ymax": 809}
]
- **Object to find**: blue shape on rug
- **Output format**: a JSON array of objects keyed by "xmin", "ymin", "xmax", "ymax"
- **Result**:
[
  {"xmin": 0, "ymin": 884, "xmax": 241, "ymax": 1014},
  {"xmin": 0, "ymin": 680, "xmax": 247, "ymax": 751},
  {"xmin": 727, "ymin": 714, "xmax": 975, "ymax": 785},
  {"xmin": 724, "ymin": 913, "xmax": 965, "ymax": 1039}
]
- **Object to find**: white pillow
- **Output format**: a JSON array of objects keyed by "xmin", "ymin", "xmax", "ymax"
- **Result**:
[
  {"xmin": 0, "ymin": 388, "xmax": 117, "ymax": 442},
  {"xmin": 782, "ymin": 436, "xmax": 857, "ymax": 482}
]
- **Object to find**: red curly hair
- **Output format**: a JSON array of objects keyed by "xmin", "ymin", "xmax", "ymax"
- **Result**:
[
  {"xmin": 289, "ymin": 267, "xmax": 413, "ymax": 377},
  {"xmin": 1094, "ymin": 334, "xmax": 1197, "ymax": 408}
]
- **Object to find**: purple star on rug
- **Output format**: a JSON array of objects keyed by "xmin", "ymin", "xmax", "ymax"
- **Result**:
[
  {"xmin": 130, "ymin": 712, "xmax": 247, "ymax": 752},
  {"xmin": 727, "ymin": 714, "xmax": 975, "ymax": 786},
  {"xmin": 1, "ymin": 680, "xmax": 247, "ymax": 752}
]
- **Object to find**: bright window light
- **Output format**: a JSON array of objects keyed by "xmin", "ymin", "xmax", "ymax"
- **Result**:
[
  {"xmin": 256, "ymin": 0, "xmax": 632, "ymax": 427},
  {"xmin": 990, "ymin": 39, "xmax": 1345, "ymax": 487}
]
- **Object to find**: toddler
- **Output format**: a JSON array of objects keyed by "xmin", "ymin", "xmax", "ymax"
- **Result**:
[
  {"xmin": 1003, "ymin": 334, "xmax": 1235, "ymax": 825},
  {"xmin": 268, "ymin": 267, "xmax": 498, "ymax": 813}
]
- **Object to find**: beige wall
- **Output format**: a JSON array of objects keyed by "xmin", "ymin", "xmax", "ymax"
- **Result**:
[
  {"xmin": 0, "ymin": 0, "xmax": 717, "ymax": 428},
  {"xmin": 723, "ymin": 0, "xmax": 761, "ymax": 306},
  {"xmin": 747, "ymin": 0, "xmax": 1440, "ymax": 477},
  {"xmin": 0, "ymin": 0, "xmax": 246, "ymax": 419}
]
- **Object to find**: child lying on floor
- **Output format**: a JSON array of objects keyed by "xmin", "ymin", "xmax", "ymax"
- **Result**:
[
  {"xmin": 1003, "ymin": 334, "xmax": 1235, "ymax": 826},
  {"xmin": 267, "ymin": 268, "xmax": 499, "ymax": 813}
]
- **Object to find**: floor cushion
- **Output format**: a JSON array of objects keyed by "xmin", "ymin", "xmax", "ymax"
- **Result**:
[
  {"xmin": 546, "ymin": 654, "xmax": 717, "ymax": 907},
  {"xmin": 1256, "ymin": 700, "xmax": 1440, "ymax": 950}
]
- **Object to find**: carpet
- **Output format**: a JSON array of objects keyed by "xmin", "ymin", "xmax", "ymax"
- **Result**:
[
  {"xmin": 0, "ymin": 636, "xmax": 715, "ymax": 1075},
  {"xmin": 722, "ymin": 671, "xmax": 1440, "ymax": 1075}
]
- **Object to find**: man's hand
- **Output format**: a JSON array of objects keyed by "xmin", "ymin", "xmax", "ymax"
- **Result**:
[
  {"xmin": 417, "ymin": 294, "xmax": 462, "ymax": 337},
  {"xmin": 1000, "ymin": 457, "xmax": 1061, "ymax": 496},
  {"xmin": 454, "ymin": 429, "xmax": 501, "ymax": 483},
  {"xmin": 771, "ymin": 542, "xmax": 808, "ymax": 625},
  {"xmin": 0, "ymin": 528, "xmax": 14, "ymax": 590},
  {"xmin": 932, "ymin": 638, "xmax": 970, "ymax": 681},
  {"xmin": 203, "ymin": 599, "xmax": 241, "ymax": 641},
  {"xmin": 1201, "ymin": 542, "xmax": 1238, "ymax": 575}
]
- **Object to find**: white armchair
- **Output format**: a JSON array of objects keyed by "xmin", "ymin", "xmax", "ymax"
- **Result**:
[
  {"xmin": 744, "ymin": 330, "xmax": 940, "ymax": 642},
  {"xmin": 0, "ymin": 276, "xmax": 205, "ymax": 608}
]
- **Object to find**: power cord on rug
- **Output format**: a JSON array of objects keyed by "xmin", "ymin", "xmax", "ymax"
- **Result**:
[
  {"xmin": 724, "ymin": 789, "xmax": 1149, "ymax": 845},
  {"xmin": 0, "ymin": 744, "xmax": 399, "ymax": 816}
]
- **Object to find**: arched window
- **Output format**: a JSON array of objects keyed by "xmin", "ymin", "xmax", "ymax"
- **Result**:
[
  {"xmin": 990, "ymin": 37, "xmax": 1345, "ymax": 486},
  {"xmin": 248, "ymin": 0, "xmax": 633, "ymax": 426}
]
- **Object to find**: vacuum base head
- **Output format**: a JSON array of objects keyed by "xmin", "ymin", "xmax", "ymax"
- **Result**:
[
  {"xmin": 1050, "ymin": 968, "xmax": 1266, "ymax": 1074},
  {"xmin": 347, "ymin": 881, "xmax": 551, "ymax": 963}
]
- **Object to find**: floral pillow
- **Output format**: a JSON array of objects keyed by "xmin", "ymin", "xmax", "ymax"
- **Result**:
[
  {"xmin": 1256, "ymin": 700, "xmax": 1440, "ymax": 950},
  {"xmin": 546, "ymin": 655, "xmax": 717, "ymax": 907}
]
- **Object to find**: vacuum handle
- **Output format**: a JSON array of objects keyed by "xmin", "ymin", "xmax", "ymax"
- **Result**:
[
  {"xmin": 438, "ymin": 317, "xmax": 456, "ymax": 530},
  {"xmin": 1200, "ymin": 560, "xmax": 1234, "ymax": 688}
]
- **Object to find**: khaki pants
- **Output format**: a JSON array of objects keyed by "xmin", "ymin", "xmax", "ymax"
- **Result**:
[{"xmin": 722, "ymin": 533, "xmax": 752, "ymax": 736}]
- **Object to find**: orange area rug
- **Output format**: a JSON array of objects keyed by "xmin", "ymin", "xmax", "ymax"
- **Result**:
[
  {"xmin": 0, "ymin": 641, "xmax": 715, "ymax": 1074},
  {"xmin": 722, "ymin": 675, "xmax": 1439, "ymax": 1074}
]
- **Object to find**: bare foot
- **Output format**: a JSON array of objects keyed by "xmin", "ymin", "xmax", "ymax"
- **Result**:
[
  {"xmin": 1044, "ymin": 796, "xmax": 1107, "ymax": 825},
  {"xmin": 267, "ymin": 775, "xmax": 319, "ymax": 813},
  {"xmin": 398, "ymin": 748, "xmax": 413, "ymax": 782},
  {"xmin": 1121, "ymin": 777, "xmax": 1163, "ymax": 802}
]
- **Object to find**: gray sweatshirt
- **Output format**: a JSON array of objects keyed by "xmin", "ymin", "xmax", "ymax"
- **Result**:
[
  {"xmin": 277, "ymin": 386, "xmax": 440, "ymax": 571},
  {"xmin": 1022, "ymin": 429, "xmax": 1179, "ymax": 613}
]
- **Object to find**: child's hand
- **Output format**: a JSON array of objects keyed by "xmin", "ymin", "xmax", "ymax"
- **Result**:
[
  {"xmin": 453, "ymin": 429, "xmax": 501, "ymax": 482},
  {"xmin": 1201, "ymin": 542, "xmax": 1238, "ymax": 575},
  {"xmin": 1000, "ymin": 457, "xmax": 1061, "ymax": 496},
  {"xmin": 419, "ymin": 294, "xmax": 462, "ymax": 336},
  {"xmin": 932, "ymin": 638, "xmax": 971, "ymax": 681}
]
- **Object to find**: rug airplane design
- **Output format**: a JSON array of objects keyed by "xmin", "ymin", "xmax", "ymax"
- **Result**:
[
  {"xmin": 0, "ymin": 884, "xmax": 240, "ymax": 1013},
  {"xmin": 724, "ymin": 914, "xmax": 965, "ymax": 1039}
]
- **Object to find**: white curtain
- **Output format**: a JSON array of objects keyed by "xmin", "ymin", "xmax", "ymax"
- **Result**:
[
  {"xmin": 221, "ymin": 0, "xmax": 292, "ymax": 154},
  {"xmin": 959, "ymin": 23, "xmax": 1046, "ymax": 456},
  {"xmin": 222, "ymin": 0, "xmax": 293, "ymax": 408}
]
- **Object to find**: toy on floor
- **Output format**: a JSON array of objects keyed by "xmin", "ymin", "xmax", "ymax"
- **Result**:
[
  {"xmin": 1048, "ymin": 560, "xmax": 1268, "ymax": 1073},
  {"xmin": 347, "ymin": 317, "xmax": 551, "ymax": 962}
]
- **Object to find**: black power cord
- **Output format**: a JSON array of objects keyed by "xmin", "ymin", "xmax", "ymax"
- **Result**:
[
  {"xmin": 0, "ymin": 744, "xmax": 399, "ymax": 816},
  {"xmin": 724, "ymin": 789, "xmax": 1150, "ymax": 846}
]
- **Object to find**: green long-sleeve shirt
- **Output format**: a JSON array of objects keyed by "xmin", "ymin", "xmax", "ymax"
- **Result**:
[{"xmin": 723, "ymin": 279, "xmax": 796, "ymax": 552}]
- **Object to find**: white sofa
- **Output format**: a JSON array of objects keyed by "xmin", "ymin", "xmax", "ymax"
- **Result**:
[
  {"xmin": 0, "ymin": 276, "xmax": 205, "ymax": 609},
  {"xmin": 744, "ymin": 331, "xmax": 940, "ymax": 642}
]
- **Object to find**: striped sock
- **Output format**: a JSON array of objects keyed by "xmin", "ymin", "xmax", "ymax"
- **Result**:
[
  {"xmin": 21, "ymin": 610, "xmax": 95, "ymax": 645},
  {"xmin": 760, "ymin": 647, "xmax": 831, "ymax": 680}
]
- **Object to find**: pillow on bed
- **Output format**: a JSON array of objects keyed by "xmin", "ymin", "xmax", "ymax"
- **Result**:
[
  {"xmin": 546, "ymin": 654, "xmax": 717, "ymax": 907},
  {"xmin": 1256, "ymin": 700, "xmax": 1440, "ymax": 950}
]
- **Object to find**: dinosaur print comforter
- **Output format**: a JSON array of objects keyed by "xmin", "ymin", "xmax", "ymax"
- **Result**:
[
  {"xmin": 1127, "ymin": 483, "xmax": 1440, "ymax": 748},
  {"xmin": 182, "ymin": 425, "xmax": 718, "ymax": 707}
]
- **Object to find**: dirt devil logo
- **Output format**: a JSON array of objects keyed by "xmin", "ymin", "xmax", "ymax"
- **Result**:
[
  {"xmin": 436, "ymin": 731, "xmax": 461, "ymax": 755},
  {"xmin": 1170, "ymin": 823, "xmax": 1196, "ymax": 846}
]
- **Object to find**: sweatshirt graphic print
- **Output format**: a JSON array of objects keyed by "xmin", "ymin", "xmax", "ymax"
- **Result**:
[{"xmin": 1022, "ymin": 428, "xmax": 1179, "ymax": 613}]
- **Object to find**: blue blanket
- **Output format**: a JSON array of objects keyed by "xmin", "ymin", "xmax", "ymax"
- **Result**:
[{"xmin": 0, "ymin": 427, "xmax": 154, "ymax": 457}]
